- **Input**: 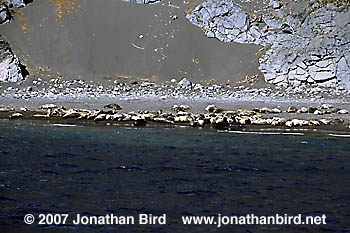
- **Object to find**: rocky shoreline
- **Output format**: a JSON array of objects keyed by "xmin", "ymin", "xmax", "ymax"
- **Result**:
[
  {"xmin": 1, "ymin": 73, "xmax": 350, "ymax": 133},
  {"xmin": 0, "ymin": 0, "xmax": 349, "ymax": 133}
]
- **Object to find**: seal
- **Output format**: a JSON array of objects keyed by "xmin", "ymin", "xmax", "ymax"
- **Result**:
[{"xmin": 104, "ymin": 104, "xmax": 122, "ymax": 110}]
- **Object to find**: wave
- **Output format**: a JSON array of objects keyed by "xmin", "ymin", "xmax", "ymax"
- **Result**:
[{"xmin": 219, "ymin": 130, "xmax": 305, "ymax": 136}]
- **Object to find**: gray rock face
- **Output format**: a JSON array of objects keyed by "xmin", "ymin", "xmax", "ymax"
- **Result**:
[
  {"xmin": 0, "ymin": 3, "xmax": 11, "ymax": 24},
  {"xmin": 186, "ymin": 0, "xmax": 249, "ymax": 43},
  {"xmin": 259, "ymin": 5, "xmax": 350, "ymax": 88},
  {"xmin": 0, "ymin": 38, "xmax": 24, "ymax": 82},
  {"xmin": 186, "ymin": 1, "xmax": 350, "ymax": 88}
]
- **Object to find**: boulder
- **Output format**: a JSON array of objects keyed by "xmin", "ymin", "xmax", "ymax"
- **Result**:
[
  {"xmin": 0, "ymin": 3, "xmax": 11, "ymax": 24},
  {"xmin": 177, "ymin": 78, "xmax": 192, "ymax": 88},
  {"xmin": 269, "ymin": 0, "xmax": 281, "ymax": 9}
]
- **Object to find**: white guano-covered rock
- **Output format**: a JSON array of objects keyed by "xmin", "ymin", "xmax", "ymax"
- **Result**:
[{"xmin": 0, "ymin": 39, "xmax": 24, "ymax": 83}]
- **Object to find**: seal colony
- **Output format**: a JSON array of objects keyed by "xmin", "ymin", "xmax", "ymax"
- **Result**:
[
  {"xmin": 1, "ymin": 102, "xmax": 350, "ymax": 133},
  {"xmin": 1, "ymin": 75, "xmax": 350, "ymax": 133}
]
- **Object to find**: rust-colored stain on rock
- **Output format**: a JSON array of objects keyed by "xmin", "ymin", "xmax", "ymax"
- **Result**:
[
  {"xmin": 15, "ymin": 10, "xmax": 27, "ymax": 33},
  {"xmin": 48, "ymin": 0, "xmax": 79, "ymax": 20}
]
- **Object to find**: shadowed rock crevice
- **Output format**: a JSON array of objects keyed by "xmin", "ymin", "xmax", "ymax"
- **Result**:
[{"xmin": 19, "ymin": 62, "xmax": 29, "ymax": 77}]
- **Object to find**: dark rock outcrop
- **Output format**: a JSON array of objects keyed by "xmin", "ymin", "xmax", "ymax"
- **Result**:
[
  {"xmin": 5, "ymin": 0, "xmax": 33, "ymax": 9},
  {"xmin": 0, "ymin": 3, "xmax": 11, "ymax": 24}
]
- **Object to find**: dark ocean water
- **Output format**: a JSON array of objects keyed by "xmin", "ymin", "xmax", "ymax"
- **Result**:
[{"xmin": 0, "ymin": 121, "xmax": 350, "ymax": 232}]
